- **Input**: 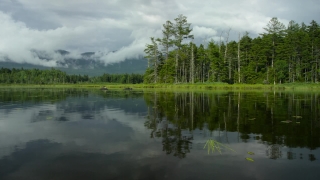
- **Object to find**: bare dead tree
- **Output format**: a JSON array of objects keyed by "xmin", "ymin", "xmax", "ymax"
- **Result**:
[
  {"xmin": 238, "ymin": 32, "xmax": 242, "ymax": 83},
  {"xmin": 224, "ymin": 28, "xmax": 231, "ymax": 81},
  {"xmin": 224, "ymin": 28, "xmax": 231, "ymax": 63},
  {"xmin": 219, "ymin": 31, "xmax": 223, "ymax": 54}
]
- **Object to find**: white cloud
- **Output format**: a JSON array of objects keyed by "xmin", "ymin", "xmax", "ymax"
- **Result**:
[
  {"xmin": 98, "ymin": 28, "xmax": 162, "ymax": 65},
  {"xmin": 0, "ymin": 0, "xmax": 318, "ymax": 67},
  {"xmin": 0, "ymin": 11, "xmax": 110, "ymax": 66},
  {"xmin": 98, "ymin": 40, "xmax": 145, "ymax": 65},
  {"xmin": 192, "ymin": 26, "xmax": 217, "ymax": 39}
]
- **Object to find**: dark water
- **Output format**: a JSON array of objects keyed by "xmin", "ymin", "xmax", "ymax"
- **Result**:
[{"xmin": 0, "ymin": 89, "xmax": 319, "ymax": 180}]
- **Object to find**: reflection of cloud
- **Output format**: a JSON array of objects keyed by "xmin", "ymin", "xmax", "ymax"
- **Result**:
[
  {"xmin": 0, "ymin": 97, "xmax": 179, "ymax": 179},
  {"xmin": 0, "ymin": 98, "xmax": 148, "ymax": 159},
  {"xmin": 0, "ymin": 139, "xmax": 176, "ymax": 180}
]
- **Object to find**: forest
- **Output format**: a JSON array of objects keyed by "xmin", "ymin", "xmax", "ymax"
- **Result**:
[
  {"xmin": 143, "ymin": 15, "xmax": 320, "ymax": 84},
  {"xmin": 0, "ymin": 67, "xmax": 143, "ymax": 84},
  {"xmin": 1, "ymin": 15, "xmax": 319, "ymax": 86}
]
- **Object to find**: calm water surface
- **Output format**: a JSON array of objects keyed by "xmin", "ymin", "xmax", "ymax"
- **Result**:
[{"xmin": 0, "ymin": 89, "xmax": 319, "ymax": 180}]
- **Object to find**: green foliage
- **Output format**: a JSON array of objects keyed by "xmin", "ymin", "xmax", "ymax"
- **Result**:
[
  {"xmin": 158, "ymin": 58, "xmax": 175, "ymax": 83},
  {"xmin": 275, "ymin": 60, "xmax": 288, "ymax": 83},
  {"xmin": 245, "ymin": 157, "xmax": 254, "ymax": 162},
  {"xmin": 143, "ymin": 16, "xmax": 320, "ymax": 84},
  {"xmin": 143, "ymin": 68, "xmax": 154, "ymax": 84},
  {"xmin": 0, "ymin": 68, "xmax": 143, "ymax": 84},
  {"xmin": 204, "ymin": 139, "xmax": 235, "ymax": 154}
]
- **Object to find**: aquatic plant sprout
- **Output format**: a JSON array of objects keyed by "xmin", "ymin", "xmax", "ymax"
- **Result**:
[
  {"xmin": 204, "ymin": 139, "xmax": 236, "ymax": 154},
  {"xmin": 245, "ymin": 157, "xmax": 254, "ymax": 162}
]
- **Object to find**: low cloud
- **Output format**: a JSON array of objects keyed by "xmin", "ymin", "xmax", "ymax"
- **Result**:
[
  {"xmin": 0, "ymin": 12, "xmax": 103, "ymax": 66},
  {"xmin": 98, "ymin": 40, "xmax": 145, "ymax": 65},
  {"xmin": 192, "ymin": 26, "xmax": 217, "ymax": 39},
  {"xmin": 95, "ymin": 28, "xmax": 162, "ymax": 65},
  {"xmin": 0, "ymin": 0, "xmax": 319, "ymax": 67}
]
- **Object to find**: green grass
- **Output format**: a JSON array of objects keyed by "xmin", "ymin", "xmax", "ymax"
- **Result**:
[
  {"xmin": 204, "ymin": 139, "xmax": 235, "ymax": 154},
  {"xmin": 1, "ymin": 82, "xmax": 320, "ymax": 91}
]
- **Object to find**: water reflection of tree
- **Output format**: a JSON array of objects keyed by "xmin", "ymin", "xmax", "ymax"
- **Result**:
[
  {"xmin": 143, "ymin": 91, "xmax": 320, "ymax": 159},
  {"xmin": 0, "ymin": 88, "xmax": 74, "ymax": 103},
  {"xmin": 266, "ymin": 144, "xmax": 282, "ymax": 159},
  {"xmin": 144, "ymin": 92, "xmax": 193, "ymax": 158}
]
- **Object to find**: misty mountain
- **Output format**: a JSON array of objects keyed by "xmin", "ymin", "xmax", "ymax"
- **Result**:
[{"xmin": 0, "ymin": 50, "xmax": 147, "ymax": 76}]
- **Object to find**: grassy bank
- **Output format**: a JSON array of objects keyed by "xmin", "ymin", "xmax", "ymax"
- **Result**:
[{"xmin": 1, "ymin": 82, "xmax": 320, "ymax": 91}]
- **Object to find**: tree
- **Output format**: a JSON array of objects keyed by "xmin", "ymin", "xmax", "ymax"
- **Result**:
[
  {"xmin": 207, "ymin": 41, "xmax": 222, "ymax": 82},
  {"xmin": 197, "ymin": 44, "xmax": 206, "ymax": 82},
  {"xmin": 280, "ymin": 20, "xmax": 300, "ymax": 82},
  {"xmin": 307, "ymin": 20, "xmax": 320, "ymax": 82},
  {"xmin": 160, "ymin": 21, "xmax": 175, "ymax": 61},
  {"xmin": 223, "ymin": 29, "xmax": 233, "ymax": 83},
  {"xmin": 261, "ymin": 17, "xmax": 286, "ymax": 84},
  {"xmin": 237, "ymin": 33, "xmax": 241, "ymax": 83},
  {"xmin": 275, "ymin": 60, "xmax": 288, "ymax": 83},
  {"xmin": 144, "ymin": 37, "xmax": 160, "ymax": 83},
  {"xmin": 142, "ymin": 16, "xmax": 319, "ymax": 84},
  {"xmin": 190, "ymin": 41, "xmax": 195, "ymax": 84},
  {"xmin": 173, "ymin": 14, "xmax": 193, "ymax": 83},
  {"xmin": 262, "ymin": 17, "xmax": 286, "ymax": 68},
  {"xmin": 298, "ymin": 23, "xmax": 312, "ymax": 82},
  {"xmin": 239, "ymin": 32, "xmax": 252, "ymax": 83}
]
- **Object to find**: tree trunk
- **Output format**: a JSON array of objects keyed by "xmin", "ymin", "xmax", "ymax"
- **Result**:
[
  {"xmin": 316, "ymin": 62, "xmax": 318, "ymax": 83},
  {"xmin": 272, "ymin": 39, "xmax": 274, "ymax": 68},
  {"xmin": 224, "ymin": 29, "xmax": 231, "ymax": 63},
  {"xmin": 175, "ymin": 51, "xmax": 178, "ymax": 83},
  {"xmin": 190, "ymin": 43, "xmax": 194, "ymax": 84},
  {"xmin": 219, "ymin": 31, "xmax": 223, "ymax": 54},
  {"xmin": 224, "ymin": 29, "xmax": 231, "ymax": 82},
  {"xmin": 182, "ymin": 61, "xmax": 185, "ymax": 83},
  {"xmin": 154, "ymin": 46, "xmax": 157, "ymax": 83},
  {"xmin": 237, "ymin": 92, "xmax": 240, "ymax": 141},
  {"xmin": 228, "ymin": 57, "xmax": 232, "ymax": 81},
  {"xmin": 267, "ymin": 66, "xmax": 269, "ymax": 82},
  {"xmin": 272, "ymin": 39, "xmax": 275, "ymax": 85},
  {"xmin": 288, "ymin": 59, "xmax": 291, "ymax": 83},
  {"xmin": 238, "ymin": 33, "xmax": 241, "ymax": 83}
]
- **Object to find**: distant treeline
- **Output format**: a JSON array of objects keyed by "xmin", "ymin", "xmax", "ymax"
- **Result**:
[
  {"xmin": 144, "ymin": 15, "xmax": 320, "ymax": 84},
  {"xmin": 0, "ymin": 68, "xmax": 143, "ymax": 84}
]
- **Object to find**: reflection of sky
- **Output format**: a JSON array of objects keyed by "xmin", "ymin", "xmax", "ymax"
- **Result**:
[
  {"xmin": 0, "ymin": 91, "xmax": 320, "ymax": 180},
  {"xmin": 0, "ymin": 95, "xmax": 151, "ymax": 158}
]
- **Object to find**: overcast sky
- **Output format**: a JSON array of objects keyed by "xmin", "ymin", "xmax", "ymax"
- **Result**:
[{"xmin": 0, "ymin": 0, "xmax": 319, "ymax": 66}]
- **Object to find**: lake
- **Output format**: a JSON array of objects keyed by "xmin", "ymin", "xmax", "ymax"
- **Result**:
[{"xmin": 0, "ymin": 89, "xmax": 319, "ymax": 180}]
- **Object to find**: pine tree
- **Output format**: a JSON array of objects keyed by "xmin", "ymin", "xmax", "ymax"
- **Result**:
[
  {"xmin": 261, "ymin": 17, "xmax": 286, "ymax": 84},
  {"xmin": 160, "ymin": 21, "xmax": 175, "ymax": 61},
  {"xmin": 173, "ymin": 14, "xmax": 193, "ymax": 83},
  {"xmin": 207, "ymin": 41, "xmax": 222, "ymax": 82},
  {"xmin": 144, "ymin": 37, "xmax": 160, "ymax": 83},
  {"xmin": 307, "ymin": 20, "xmax": 320, "ymax": 82}
]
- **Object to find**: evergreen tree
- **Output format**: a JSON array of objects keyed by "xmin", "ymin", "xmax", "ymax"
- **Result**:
[
  {"xmin": 173, "ymin": 14, "xmax": 193, "ymax": 83},
  {"xmin": 307, "ymin": 20, "xmax": 320, "ymax": 82},
  {"xmin": 207, "ymin": 41, "xmax": 222, "ymax": 82},
  {"xmin": 142, "ymin": 17, "xmax": 320, "ymax": 84},
  {"xmin": 144, "ymin": 37, "xmax": 160, "ymax": 83}
]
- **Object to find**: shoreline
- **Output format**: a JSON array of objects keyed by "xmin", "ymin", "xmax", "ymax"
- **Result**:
[{"xmin": 1, "ymin": 83, "xmax": 320, "ymax": 91}]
